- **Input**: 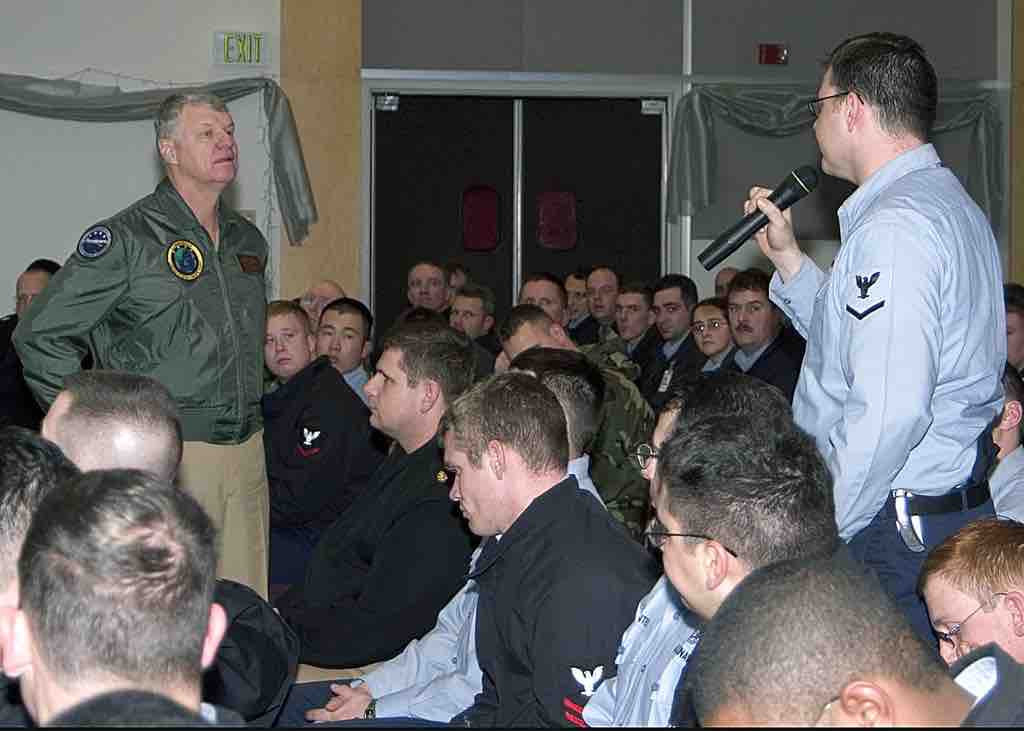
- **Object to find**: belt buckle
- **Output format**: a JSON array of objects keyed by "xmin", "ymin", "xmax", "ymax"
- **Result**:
[{"xmin": 892, "ymin": 489, "xmax": 926, "ymax": 553}]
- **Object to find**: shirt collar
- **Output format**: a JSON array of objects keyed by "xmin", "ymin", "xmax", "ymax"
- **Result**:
[{"xmin": 838, "ymin": 143, "xmax": 942, "ymax": 227}]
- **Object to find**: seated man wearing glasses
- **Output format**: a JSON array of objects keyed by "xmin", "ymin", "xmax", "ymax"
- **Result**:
[
  {"xmin": 645, "ymin": 371, "xmax": 838, "ymax": 724},
  {"xmin": 919, "ymin": 518, "xmax": 1024, "ymax": 666},
  {"xmin": 724, "ymin": 268, "xmax": 805, "ymax": 402},
  {"xmin": 584, "ymin": 370, "xmax": 826, "ymax": 726}
]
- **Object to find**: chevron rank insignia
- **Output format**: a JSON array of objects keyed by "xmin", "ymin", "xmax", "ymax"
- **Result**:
[{"xmin": 845, "ymin": 269, "xmax": 887, "ymax": 321}]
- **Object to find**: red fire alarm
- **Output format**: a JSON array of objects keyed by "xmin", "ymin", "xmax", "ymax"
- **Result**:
[{"xmin": 758, "ymin": 44, "xmax": 789, "ymax": 65}]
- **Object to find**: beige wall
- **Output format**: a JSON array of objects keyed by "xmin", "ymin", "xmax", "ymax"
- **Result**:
[{"xmin": 280, "ymin": 0, "xmax": 363, "ymax": 298}]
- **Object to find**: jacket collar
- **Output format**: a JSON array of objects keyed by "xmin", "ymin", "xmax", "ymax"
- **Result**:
[{"xmin": 469, "ymin": 475, "xmax": 579, "ymax": 578}]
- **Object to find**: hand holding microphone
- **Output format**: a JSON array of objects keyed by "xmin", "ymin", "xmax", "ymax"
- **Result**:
[{"xmin": 698, "ymin": 166, "xmax": 818, "ymax": 277}]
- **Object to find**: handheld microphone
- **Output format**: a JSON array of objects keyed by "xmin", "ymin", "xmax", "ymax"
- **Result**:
[{"xmin": 697, "ymin": 165, "xmax": 819, "ymax": 271}]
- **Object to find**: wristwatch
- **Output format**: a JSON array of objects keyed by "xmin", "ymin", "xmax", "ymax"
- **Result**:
[{"xmin": 364, "ymin": 698, "xmax": 377, "ymax": 720}]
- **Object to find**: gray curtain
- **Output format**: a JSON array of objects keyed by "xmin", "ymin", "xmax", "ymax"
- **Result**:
[
  {"xmin": 0, "ymin": 73, "xmax": 318, "ymax": 243},
  {"xmin": 668, "ymin": 83, "xmax": 1003, "ymax": 230}
]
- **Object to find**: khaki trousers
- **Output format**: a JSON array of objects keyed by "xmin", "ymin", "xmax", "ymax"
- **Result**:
[{"xmin": 179, "ymin": 431, "xmax": 269, "ymax": 600}]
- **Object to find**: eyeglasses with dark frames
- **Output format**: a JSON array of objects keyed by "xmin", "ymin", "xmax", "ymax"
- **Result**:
[
  {"xmin": 643, "ymin": 515, "xmax": 739, "ymax": 557},
  {"xmin": 807, "ymin": 91, "xmax": 850, "ymax": 117},
  {"xmin": 633, "ymin": 443, "xmax": 658, "ymax": 471}
]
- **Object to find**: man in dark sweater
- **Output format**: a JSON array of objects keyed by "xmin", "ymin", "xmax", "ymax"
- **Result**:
[
  {"xmin": 275, "ymin": 320, "xmax": 477, "ymax": 668},
  {"xmin": 263, "ymin": 300, "xmax": 386, "ymax": 587},
  {"xmin": 444, "ymin": 372, "xmax": 657, "ymax": 726},
  {"xmin": 725, "ymin": 268, "xmax": 805, "ymax": 401}
]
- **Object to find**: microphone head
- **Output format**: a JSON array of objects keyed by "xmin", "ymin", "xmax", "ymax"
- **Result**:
[{"xmin": 791, "ymin": 165, "xmax": 819, "ymax": 194}]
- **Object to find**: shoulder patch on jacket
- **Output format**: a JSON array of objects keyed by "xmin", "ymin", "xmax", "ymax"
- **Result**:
[{"xmin": 77, "ymin": 226, "xmax": 113, "ymax": 259}]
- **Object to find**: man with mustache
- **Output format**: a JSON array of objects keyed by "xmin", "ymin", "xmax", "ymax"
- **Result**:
[{"xmin": 725, "ymin": 268, "xmax": 805, "ymax": 401}]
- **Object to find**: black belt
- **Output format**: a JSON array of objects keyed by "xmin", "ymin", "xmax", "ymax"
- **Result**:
[{"xmin": 905, "ymin": 481, "xmax": 991, "ymax": 516}]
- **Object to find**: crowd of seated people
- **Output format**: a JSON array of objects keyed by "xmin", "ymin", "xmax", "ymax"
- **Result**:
[{"xmin": 5, "ymin": 248, "xmax": 1024, "ymax": 727}]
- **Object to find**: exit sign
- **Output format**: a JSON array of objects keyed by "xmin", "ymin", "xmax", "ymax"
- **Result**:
[{"xmin": 213, "ymin": 31, "xmax": 270, "ymax": 66}]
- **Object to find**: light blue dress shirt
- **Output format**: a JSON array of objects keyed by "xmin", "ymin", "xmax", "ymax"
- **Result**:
[
  {"xmin": 991, "ymin": 446, "xmax": 1024, "ymax": 523},
  {"xmin": 771, "ymin": 144, "xmax": 1005, "ymax": 540},
  {"xmin": 582, "ymin": 576, "xmax": 701, "ymax": 727},
  {"xmin": 343, "ymin": 365, "xmax": 370, "ymax": 407}
]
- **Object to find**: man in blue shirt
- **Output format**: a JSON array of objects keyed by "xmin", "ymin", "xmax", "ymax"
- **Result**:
[{"xmin": 747, "ymin": 32, "xmax": 1004, "ymax": 642}]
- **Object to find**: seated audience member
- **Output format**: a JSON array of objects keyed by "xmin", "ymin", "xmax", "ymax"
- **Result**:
[
  {"xmin": 263, "ymin": 300, "xmax": 385, "ymax": 587},
  {"xmin": 298, "ymin": 279, "xmax": 347, "ymax": 328},
  {"xmin": 565, "ymin": 268, "xmax": 590, "ymax": 337},
  {"xmin": 407, "ymin": 261, "xmax": 449, "ymax": 314},
  {"xmin": 581, "ymin": 265, "xmax": 621, "ymax": 345},
  {"xmin": 919, "ymin": 518, "xmax": 1024, "ymax": 665},
  {"xmin": 1006, "ymin": 283, "xmax": 1024, "ymax": 373},
  {"xmin": 638, "ymin": 274, "xmax": 704, "ymax": 410},
  {"xmin": 713, "ymin": 266, "xmax": 738, "ymax": 298},
  {"xmin": 499, "ymin": 304, "xmax": 654, "ymax": 536},
  {"xmin": 450, "ymin": 282, "xmax": 500, "ymax": 360},
  {"xmin": 520, "ymin": 272, "xmax": 569, "ymax": 326},
  {"xmin": 991, "ymin": 363, "xmax": 1024, "ymax": 521},
  {"xmin": 725, "ymin": 268, "xmax": 806, "ymax": 400},
  {"xmin": 3, "ymin": 469, "xmax": 234, "ymax": 726},
  {"xmin": 1, "ymin": 259, "xmax": 61, "ymax": 430},
  {"xmin": 693, "ymin": 297, "xmax": 735, "ymax": 372},
  {"xmin": 444, "ymin": 373, "xmax": 657, "ymax": 726},
  {"xmin": 41, "ymin": 370, "xmax": 182, "ymax": 480},
  {"xmin": 39, "ymin": 370, "xmax": 299, "ymax": 725},
  {"xmin": 0, "ymin": 427, "xmax": 79, "ymax": 726},
  {"xmin": 615, "ymin": 282, "xmax": 661, "ymax": 378},
  {"xmin": 687, "ymin": 555, "xmax": 1024, "ymax": 726},
  {"xmin": 316, "ymin": 297, "xmax": 375, "ymax": 406},
  {"xmin": 587, "ymin": 371, "xmax": 833, "ymax": 726},
  {"xmin": 275, "ymin": 321, "xmax": 476, "ymax": 668},
  {"xmin": 279, "ymin": 347, "xmax": 608, "ymax": 725},
  {"xmin": 444, "ymin": 262, "xmax": 469, "ymax": 309}
]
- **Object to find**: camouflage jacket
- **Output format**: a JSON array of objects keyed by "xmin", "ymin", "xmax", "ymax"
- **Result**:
[{"xmin": 587, "ymin": 359, "xmax": 655, "ymax": 538}]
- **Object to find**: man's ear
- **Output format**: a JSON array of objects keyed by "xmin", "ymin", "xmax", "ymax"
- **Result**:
[
  {"xmin": 158, "ymin": 137, "xmax": 178, "ymax": 166},
  {"xmin": 645, "ymin": 310, "xmax": 656, "ymax": 327},
  {"xmin": 482, "ymin": 315, "xmax": 495, "ymax": 335},
  {"xmin": 1001, "ymin": 400, "xmax": 1023, "ymax": 433},
  {"xmin": 200, "ymin": 603, "xmax": 228, "ymax": 670},
  {"xmin": 360, "ymin": 340, "xmax": 372, "ymax": 362},
  {"xmin": 832, "ymin": 680, "xmax": 895, "ymax": 727},
  {"xmin": 1003, "ymin": 591, "xmax": 1024, "ymax": 637},
  {"xmin": 550, "ymin": 323, "xmax": 573, "ymax": 347},
  {"xmin": 3, "ymin": 610, "xmax": 34, "ymax": 680},
  {"xmin": 486, "ymin": 440, "xmax": 506, "ymax": 481},
  {"xmin": 420, "ymin": 379, "xmax": 442, "ymax": 414},
  {"xmin": 700, "ymin": 542, "xmax": 733, "ymax": 592}
]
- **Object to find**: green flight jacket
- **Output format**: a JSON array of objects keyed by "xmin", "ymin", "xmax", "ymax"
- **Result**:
[{"xmin": 14, "ymin": 179, "xmax": 268, "ymax": 444}]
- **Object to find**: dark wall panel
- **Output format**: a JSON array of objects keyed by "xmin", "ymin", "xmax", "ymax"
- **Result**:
[{"xmin": 692, "ymin": 0, "xmax": 998, "ymax": 80}]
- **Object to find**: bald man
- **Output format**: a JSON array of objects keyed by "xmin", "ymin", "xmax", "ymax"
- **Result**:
[{"xmin": 299, "ymin": 280, "xmax": 347, "ymax": 327}]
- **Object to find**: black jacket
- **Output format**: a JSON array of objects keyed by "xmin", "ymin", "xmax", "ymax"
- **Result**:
[
  {"xmin": 0, "ymin": 315, "xmax": 42, "ymax": 431},
  {"xmin": 638, "ymin": 334, "xmax": 706, "ymax": 411},
  {"xmin": 261, "ymin": 357, "xmax": 386, "ymax": 531},
  {"xmin": 953, "ymin": 643, "xmax": 1024, "ymax": 726},
  {"xmin": 626, "ymin": 327, "xmax": 663, "ymax": 385},
  {"xmin": 458, "ymin": 477, "xmax": 657, "ymax": 727},
  {"xmin": 569, "ymin": 315, "xmax": 601, "ymax": 346},
  {"xmin": 725, "ymin": 327, "xmax": 806, "ymax": 402},
  {"xmin": 276, "ymin": 438, "xmax": 475, "ymax": 668}
]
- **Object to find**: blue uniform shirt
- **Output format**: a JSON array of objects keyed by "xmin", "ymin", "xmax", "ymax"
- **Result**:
[{"xmin": 771, "ymin": 144, "xmax": 1005, "ymax": 540}]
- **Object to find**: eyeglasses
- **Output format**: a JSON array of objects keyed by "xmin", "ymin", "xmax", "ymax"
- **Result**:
[
  {"xmin": 692, "ymin": 319, "xmax": 725, "ymax": 335},
  {"xmin": 633, "ymin": 443, "xmax": 658, "ymax": 471},
  {"xmin": 643, "ymin": 516, "xmax": 738, "ymax": 557},
  {"xmin": 807, "ymin": 91, "xmax": 850, "ymax": 117},
  {"xmin": 934, "ymin": 593, "xmax": 1007, "ymax": 656}
]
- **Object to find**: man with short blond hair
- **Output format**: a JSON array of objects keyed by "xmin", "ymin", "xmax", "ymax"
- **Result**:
[
  {"xmin": 444, "ymin": 373, "xmax": 655, "ymax": 726},
  {"xmin": 919, "ymin": 518, "xmax": 1024, "ymax": 665},
  {"xmin": 263, "ymin": 299, "xmax": 384, "ymax": 586},
  {"xmin": 407, "ymin": 261, "xmax": 448, "ymax": 313}
]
